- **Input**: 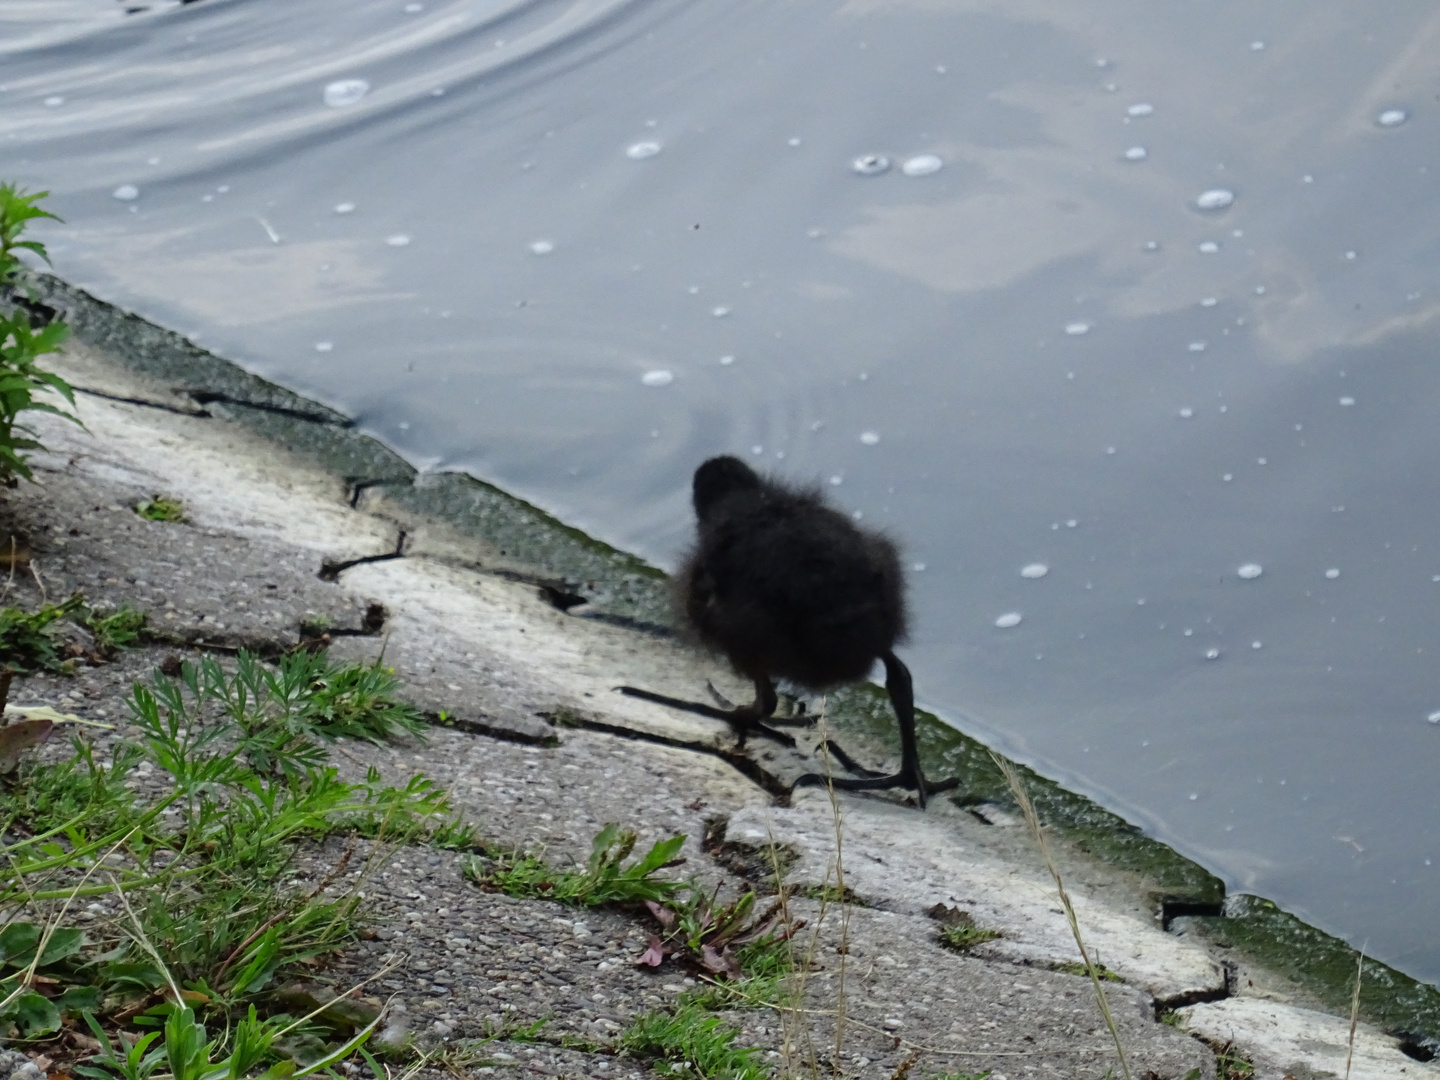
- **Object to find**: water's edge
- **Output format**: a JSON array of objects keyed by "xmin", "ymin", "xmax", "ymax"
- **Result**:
[{"xmin": 31, "ymin": 273, "xmax": 1440, "ymax": 1051}]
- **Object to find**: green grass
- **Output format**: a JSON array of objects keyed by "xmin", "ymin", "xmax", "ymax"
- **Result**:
[
  {"xmin": 134, "ymin": 496, "xmax": 186, "ymax": 523},
  {"xmin": 0, "ymin": 650, "xmax": 464, "ymax": 1056},
  {"xmin": 938, "ymin": 922, "xmax": 1001, "ymax": 953},
  {"xmin": 619, "ymin": 1002, "xmax": 768, "ymax": 1080},
  {"xmin": 80, "ymin": 603, "xmax": 148, "ymax": 654},
  {"xmin": 0, "ymin": 592, "xmax": 85, "ymax": 673},
  {"xmin": 1052, "ymin": 960, "xmax": 1123, "ymax": 982},
  {"xmin": 463, "ymin": 822, "xmax": 685, "ymax": 905}
]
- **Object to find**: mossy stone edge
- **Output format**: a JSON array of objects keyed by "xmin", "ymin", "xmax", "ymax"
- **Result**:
[{"xmin": 38, "ymin": 274, "xmax": 1440, "ymax": 1047}]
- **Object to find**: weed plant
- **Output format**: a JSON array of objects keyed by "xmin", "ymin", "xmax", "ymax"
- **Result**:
[
  {"xmin": 134, "ymin": 496, "xmax": 185, "ymax": 523},
  {"xmin": 0, "ymin": 183, "xmax": 80, "ymax": 483},
  {"xmin": 938, "ymin": 921, "xmax": 1000, "ymax": 953},
  {"xmin": 81, "ymin": 604, "xmax": 149, "ymax": 654},
  {"xmin": 619, "ymin": 1002, "xmax": 768, "ymax": 1080},
  {"xmin": 464, "ymin": 822, "xmax": 684, "ymax": 905},
  {"xmin": 0, "ymin": 651, "xmax": 462, "ymax": 1050},
  {"xmin": 0, "ymin": 593, "xmax": 86, "ymax": 672}
]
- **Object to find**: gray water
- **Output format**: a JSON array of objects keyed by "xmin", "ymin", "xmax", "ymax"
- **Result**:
[{"xmin": 5, "ymin": 0, "xmax": 1439, "ymax": 983}]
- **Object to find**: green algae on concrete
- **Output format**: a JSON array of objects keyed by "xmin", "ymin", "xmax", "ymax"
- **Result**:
[
  {"xmin": 365, "ymin": 473, "xmax": 672, "ymax": 627},
  {"xmin": 825, "ymin": 681, "xmax": 1226, "ymax": 907},
  {"xmin": 1191, "ymin": 895, "xmax": 1440, "ymax": 1048},
  {"xmin": 39, "ymin": 273, "xmax": 1440, "ymax": 1051}
]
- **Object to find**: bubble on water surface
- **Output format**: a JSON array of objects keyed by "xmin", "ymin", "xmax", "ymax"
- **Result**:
[
  {"xmin": 1021, "ymin": 563, "xmax": 1048, "ymax": 579},
  {"xmin": 1143, "ymin": 240, "xmax": 1160, "ymax": 251},
  {"xmin": 43, "ymin": 96, "xmax": 64, "ymax": 107},
  {"xmin": 1196, "ymin": 189, "xmax": 1235, "ymax": 211},
  {"xmin": 1188, "ymin": 793, "xmax": 1199, "ymax": 800},
  {"xmin": 1237, "ymin": 563, "xmax": 1263, "ymax": 580},
  {"xmin": 901, "ymin": 154, "xmax": 943, "ymax": 177},
  {"xmin": 851, "ymin": 154, "xmax": 891, "ymax": 176},
  {"xmin": 323, "ymin": 79, "xmax": 370, "ymax": 108},
  {"xmin": 1127, "ymin": 102, "xmax": 1154, "ymax": 117},
  {"xmin": 828, "ymin": 475, "xmax": 843, "ymax": 486},
  {"xmin": 1345, "ymin": 250, "xmax": 1357, "ymax": 260},
  {"xmin": 1377, "ymin": 108, "xmax": 1408, "ymax": 128},
  {"xmin": 1198, "ymin": 241, "xmax": 1220, "ymax": 253},
  {"xmin": 1201, "ymin": 297, "xmax": 1218, "ymax": 307},
  {"xmin": 1064, "ymin": 321, "xmax": 1090, "ymax": 336},
  {"xmin": 1066, "ymin": 519, "xmax": 1078, "ymax": 528},
  {"xmin": 1429, "ymin": 712, "xmax": 1440, "ymax": 724},
  {"xmin": 1252, "ymin": 641, "xmax": 1263, "ymax": 649},
  {"xmin": 995, "ymin": 612, "xmax": 1022, "ymax": 629},
  {"xmin": 334, "ymin": 202, "xmax": 356, "ymax": 214},
  {"xmin": 788, "ymin": 137, "xmax": 802, "ymax": 146},
  {"xmin": 1325, "ymin": 568, "xmax": 1340, "ymax": 579},
  {"xmin": 1205, "ymin": 648, "xmax": 1221, "ymax": 660},
  {"xmin": 1179, "ymin": 407, "xmax": 1194, "ymax": 418},
  {"xmin": 1222, "ymin": 473, "xmax": 1233, "ymax": 482},
  {"xmin": 111, "ymin": 184, "xmax": 139, "ymax": 201},
  {"xmin": 1105, "ymin": 446, "xmax": 1116, "ymax": 455},
  {"xmin": 718, "ymin": 355, "xmax": 734, "ymax": 366},
  {"xmin": 314, "ymin": 341, "xmax": 333, "ymax": 353},
  {"xmin": 640, "ymin": 370, "xmax": 673, "ymax": 387},
  {"xmin": 1189, "ymin": 342, "xmax": 1207, "ymax": 352},
  {"xmin": 912, "ymin": 562, "xmax": 926, "ymax": 572},
  {"xmin": 1339, "ymin": 396, "xmax": 1355, "ymax": 406},
  {"xmin": 1123, "ymin": 146, "xmax": 1147, "ymax": 161},
  {"xmin": 404, "ymin": 2, "xmax": 423, "ymax": 10},
  {"xmin": 859, "ymin": 431, "xmax": 880, "ymax": 445},
  {"xmin": 626, "ymin": 141, "xmax": 662, "ymax": 160},
  {"xmin": 385, "ymin": 234, "xmax": 411, "ymax": 247},
  {"xmin": 1250, "ymin": 40, "xmax": 1266, "ymax": 50},
  {"xmin": 529, "ymin": 240, "xmax": 554, "ymax": 255}
]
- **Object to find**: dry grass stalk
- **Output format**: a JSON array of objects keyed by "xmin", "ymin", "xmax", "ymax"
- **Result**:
[
  {"xmin": 990, "ymin": 752, "xmax": 1135, "ymax": 1080},
  {"xmin": 1344, "ymin": 946, "xmax": 1365, "ymax": 1080}
]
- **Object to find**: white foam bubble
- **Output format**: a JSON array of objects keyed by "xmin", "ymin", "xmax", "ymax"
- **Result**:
[
  {"xmin": 1064, "ymin": 321, "xmax": 1091, "ymax": 336},
  {"xmin": 1189, "ymin": 341, "xmax": 1207, "ymax": 352},
  {"xmin": 1429, "ymin": 711, "xmax": 1440, "ymax": 724},
  {"xmin": 1250, "ymin": 40, "xmax": 1266, "ymax": 50},
  {"xmin": 111, "ymin": 184, "xmax": 139, "ymax": 201},
  {"xmin": 1325, "ymin": 568, "xmax": 1340, "ymax": 579},
  {"xmin": 1205, "ymin": 648, "xmax": 1221, "ymax": 660},
  {"xmin": 901, "ymin": 154, "xmax": 943, "ymax": 177},
  {"xmin": 851, "ymin": 154, "xmax": 890, "ymax": 176},
  {"xmin": 314, "ymin": 341, "xmax": 334, "ymax": 353},
  {"xmin": 1198, "ymin": 241, "xmax": 1220, "ymax": 253},
  {"xmin": 1179, "ymin": 407, "xmax": 1194, "ymax": 418},
  {"xmin": 1196, "ymin": 188, "xmax": 1235, "ymax": 211},
  {"xmin": 995, "ymin": 612, "xmax": 1023, "ymax": 629},
  {"xmin": 1339, "ymin": 396, "xmax": 1355, "ymax": 406},
  {"xmin": 711, "ymin": 306, "xmax": 730, "ymax": 318},
  {"xmin": 1127, "ymin": 102, "xmax": 1154, "ymax": 117},
  {"xmin": 1123, "ymin": 146, "xmax": 1147, "ymax": 161},
  {"xmin": 1201, "ymin": 297, "xmax": 1218, "ymax": 307},
  {"xmin": 626, "ymin": 140, "xmax": 662, "ymax": 160},
  {"xmin": 1237, "ymin": 563, "xmax": 1263, "ymax": 580},
  {"xmin": 404, "ymin": 2, "xmax": 423, "ymax": 10},
  {"xmin": 859, "ymin": 431, "xmax": 880, "ymax": 445},
  {"xmin": 1021, "ymin": 563, "xmax": 1048, "ymax": 579},
  {"xmin": 529, "ymin": 239, "xmax": 554, "ymax": 255},
  {"xmin": 385, "ymin": 234, "xmax": 411, "ymax": 247},
  {"xmin": 718, "ymin": 355, "xmax": 735, "ymax": 366},
  {"xmin": 334, "ymin": 201, "xmax": 356, "ymax": 214},
  {"xmin": 43, "ymin": 95, "xmax": 64, "ymax": 107},
  {"xmin": 640, "ymin": 369, "xmax": 673, "ymax": 387},
  {"xmin": 323, "ymin": 79, "xmax": 370, "ymax": 108},
  {"xmin": 1377, "ymin": 108, "xmax": 1408, "ymax": 128}
]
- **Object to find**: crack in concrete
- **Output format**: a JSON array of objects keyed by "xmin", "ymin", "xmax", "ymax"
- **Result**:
[
  {"xmin": 537, "ymin": 708, "xmax": 795, "ymax": 802},
  {"xmin": 188, "ymin": 391, "xmax": 355, "ymax": 427},
  {"xmin": 320, "ymin": 534, "xmax": 408, "ymax": 582},
  {"xmin": 73, "ymin": 384, "xmax": 211, "ymax": 417}
]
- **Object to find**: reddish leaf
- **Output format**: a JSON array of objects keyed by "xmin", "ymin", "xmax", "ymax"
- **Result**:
[
  {"xmin": 700, "ymin": 944, "xmax": 743, "ymax": 979},
  {"xmin": 0, "ymin": 719, "xmax": 53, "ymax": 773},
  {"xmin": 644, "ymin": 901, "xmax": 676, "ymax": 929},
  {"xmin": 636, "ymin": 934, "xmax": 667, "ymax": 968}
]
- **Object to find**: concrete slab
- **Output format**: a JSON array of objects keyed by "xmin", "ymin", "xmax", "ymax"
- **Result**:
[{"xmin": 1179, "ymin": 998, "xmax": 1439, "ymax": 1079}]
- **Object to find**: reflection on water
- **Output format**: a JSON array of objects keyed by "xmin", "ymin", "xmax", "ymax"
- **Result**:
[{"xmin": 5, "ymin": 0, "xmax": 1440, "ymax": 984}]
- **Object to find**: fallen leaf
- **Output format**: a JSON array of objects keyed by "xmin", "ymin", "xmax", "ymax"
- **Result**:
[
  {"xmin": 0, "ymin": 719, "xmax": 54, "ymax": 773},
  {"xmin": 636, "ymin": 935, "xmax": 667, "ymax": 968}
]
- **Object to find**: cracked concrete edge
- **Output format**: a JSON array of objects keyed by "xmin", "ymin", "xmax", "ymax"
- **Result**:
[{"xmin": 19, "ymin": 274, "xmax": 1440, "ymax": 1067}]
